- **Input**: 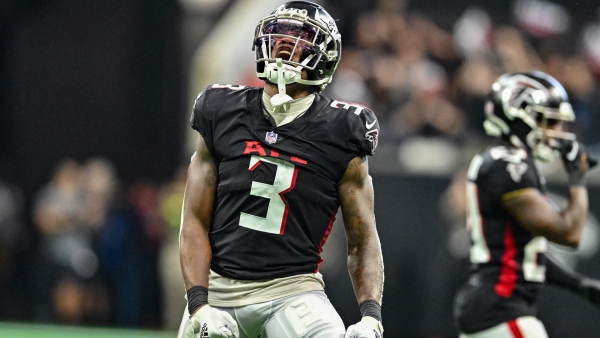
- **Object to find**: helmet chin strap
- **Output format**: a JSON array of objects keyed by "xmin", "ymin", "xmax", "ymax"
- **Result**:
[{"xmin": 269, "ymin": 58, "xmax": 294, "ymax": 110}]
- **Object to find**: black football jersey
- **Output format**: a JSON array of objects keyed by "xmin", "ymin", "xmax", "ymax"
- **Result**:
[
  {"xmin": 190, "ymin": 84, "xmax": 379, "ymax": 280},
  {"xmin": 455, "ymin": 144, "xmax": 548, "ymax": 333}
]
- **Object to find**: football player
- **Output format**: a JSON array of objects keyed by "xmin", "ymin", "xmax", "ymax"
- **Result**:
[
  {"xmin": 453, "ymin": 71, "xmax": 600, "ymax": 338},
  {"xmin": 177, "ymin": 2, "xmax": 384, "ymax": 338}
]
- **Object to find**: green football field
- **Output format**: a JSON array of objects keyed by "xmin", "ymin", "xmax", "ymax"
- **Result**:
[{"xmin": 0, "ymin": 322, "xmax": 174, "ymax": 338}]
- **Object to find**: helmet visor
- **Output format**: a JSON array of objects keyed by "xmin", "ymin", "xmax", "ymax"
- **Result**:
[
  {"xmin": 530, "ymin": 101, "xmax": 576, "ymax": 145},
  {"xmin": 255, "ymin": 18, "xmax": 325, "ymax": 69},
  {"xmin": 528, "ymin": 101, "xmax": 575, "ymax": 122},
  {"xmin": 262, "ymin": 19, "xmax": 320, "ymax": 43}
]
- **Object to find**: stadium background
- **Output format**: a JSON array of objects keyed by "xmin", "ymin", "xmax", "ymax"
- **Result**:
[{"xmin": 1, "ymin": 0, "xmax": 600, "ymax": 337}]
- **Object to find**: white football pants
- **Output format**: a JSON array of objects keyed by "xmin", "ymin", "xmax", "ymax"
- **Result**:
[
  {"xmin": 177, "ymin": 291, "xmax": 345, "ymax": 338},
  {"xmin": 460, "ymin": 316, "xmax": 548, "ymax": 338}
]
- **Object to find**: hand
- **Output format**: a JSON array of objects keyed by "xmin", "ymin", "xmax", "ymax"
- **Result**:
[
  {"xmin": 578, "ymin": 277, "xmax": 600, "ymax": 306},
  {"xmin": 345, "ymin": 316, "xmax": 383, "ymax": 338},
  {"xmin": 185, "ymin": 304, "xmax": 239, "ymax": 338},
  {"xmin": 560, "ymin": 140, "xmax": 597, "ymax": 186}
]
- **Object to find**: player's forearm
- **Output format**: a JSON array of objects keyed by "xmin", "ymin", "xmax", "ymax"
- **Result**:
[
  {"xmin": 180, "ymin": 140, "xmax": 217, "ymax": 289},
  {"xmin": 347, "ymin": 234, "xmax": 384, "ymax": 304},
  {"xmin": 342, "ymin": 204, "xmax": 384, "ymax": 304},
  {"xmin": 559, "ymin": 186, "xmax": 588, "ymax": 247},
  {"xmin": 339, "ymin": 157, "xmax": 383, "ymax": 303},
  {"xmin": 180, "ymin": 219, "xmax": 212, "ymax": 289}
]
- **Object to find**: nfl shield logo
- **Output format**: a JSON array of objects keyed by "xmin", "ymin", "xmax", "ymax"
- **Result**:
[{"xmin": 265, "ymin": 131, "xmax": 278, "ymax": 144}]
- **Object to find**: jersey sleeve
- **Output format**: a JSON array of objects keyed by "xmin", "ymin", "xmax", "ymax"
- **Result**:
[
  {"xmin": 190, "ymin": 85, "xmax": 217, "ymax": 158},
  {"xmin": 346, "ymin": 106, "xmax": 380, "ymax": 157},
  {"xmin": 479, "ymin": 151, "xmax": 539, "ymax": 201}
]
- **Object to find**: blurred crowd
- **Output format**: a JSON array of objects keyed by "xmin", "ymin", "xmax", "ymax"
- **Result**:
[
  {"xmin": 323, "ymin": 0, "xmax": 600, "ymax": 173},
  {"xmin": 328, "ymin": 0, "xmax": 599, "ymax": 173},
  {"xmin": 0, "ymin": 158, "xmax": 188, "ymax": 330}
]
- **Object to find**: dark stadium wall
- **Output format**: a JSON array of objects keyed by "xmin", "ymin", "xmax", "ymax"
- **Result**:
[{"xmin": 1, "ymin": 0, "xmax": 185, "ymax": 198}]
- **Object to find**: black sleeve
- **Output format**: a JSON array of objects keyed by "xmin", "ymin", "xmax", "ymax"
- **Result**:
[
  {"xmin": 479, "ymin": 149, "xmax": 539, "ymax": 201},
  {"xmin": 544, "ymin": 253, "xmax": 583, "ymax": 291},
  {"xmin": 190, "ymin": 86, "xmax": 217, "ymax": 159},
  {"xmin": 190, "ymin": 87, "xmax": 208, "ymax": 135},
  {"xmin": 346, "ymin": 106, "xmax": 379, "ymax": 157}
]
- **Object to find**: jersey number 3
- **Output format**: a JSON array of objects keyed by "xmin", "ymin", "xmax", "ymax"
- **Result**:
[{"xmin": 239, "ymin": 155, "xmax": 298, "ymax": 235}]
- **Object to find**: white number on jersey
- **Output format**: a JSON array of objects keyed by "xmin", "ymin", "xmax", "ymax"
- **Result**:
[
  {"xmin": 523, "ymin": 236, "xmax": 547, "ymax": 282},
  {"xmin": 330, "ymin": 100, "xmax": 364, "ymax": 116},
  {"xmin": 489, "ymin": 146, "xmax": 527, "ymax": 163},
  {"xmin": 489, "ymin": 146, "xmax": 530, "ymax": 183},
  {"xmin": 507, "ymin": 162, "xmax": 529, "ymax": 183},
  {"xmin": 466, "ymin": 154, "xmax": 491, "ymax": 263},
  {"xmin": 212, "ymin": 84, "xmax": 246, "ymax": 90},
  {"xmin": 239, "ymin": 155, "xmax": 298, "ymax": 234}
]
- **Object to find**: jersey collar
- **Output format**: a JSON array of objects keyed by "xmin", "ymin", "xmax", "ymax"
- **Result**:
[{"xmin": 246, "ymin": 88, "xmax": 326, "ymax": 143}]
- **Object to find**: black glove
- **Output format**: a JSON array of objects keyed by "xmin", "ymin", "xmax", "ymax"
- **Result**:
[
  {"xmin": 578, "ymin": 277, "xmax": 600, "ymax": 306},
  {"xmin": 560, "ymin": 140, "xmax": 597, "ymax": 186}
]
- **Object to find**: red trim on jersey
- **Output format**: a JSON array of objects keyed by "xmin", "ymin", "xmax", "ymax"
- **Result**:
[
  {"xmin": 508, "ymin": 319, "xmax": 524, "ymax": 338},
  {"xmin": 270, "ymin": 149, "xmax": 279, "ymax": 157},
  {"xmin": 249, "ymin": 160, "xmax": 262, "ymax": 171},
  {"xmin": 291, "ymin": 156, "xmax": 308, "ymax": 164},
  {"xmin": 315, "ymin": 211, "xmax": 337, "ymax": 273},
  {"xmin": 495, "ymin": 222, "xmax": 518, "ymax": 297},
  {"xmin": 278, "ymin": 167, "xmax": 299, "ymax": 235}
]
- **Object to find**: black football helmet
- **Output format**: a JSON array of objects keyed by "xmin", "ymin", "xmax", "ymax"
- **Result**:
[
  {"xmin": 253, "ymin": 1, "xmax": 342, "ymax": 92},
  {"xmin": 483, "ymin": 71, "xmax": 576, "ymax": 162}
]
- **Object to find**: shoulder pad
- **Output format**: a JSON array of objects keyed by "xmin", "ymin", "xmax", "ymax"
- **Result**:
[
  {"xmin": 488, "ymin": 146, "xmax": 528, "ymax": 163},
  {"xmin": 328, "ymin": 99, "xmax": 379, "ymax": 156},
  {"xmin": 477, "ymin": 146, "xmax": 539, "ymax": 195},
  {"xmin": 329, "ymin": 99, "xmax": 368, "ymax": 115},
  {"xmin": 209, "ymin": 84, "xmax": 247, "ymax": 91},
  {"xmin": 193, "ymin": 84, "xmax": 253, "ymax": 121}
]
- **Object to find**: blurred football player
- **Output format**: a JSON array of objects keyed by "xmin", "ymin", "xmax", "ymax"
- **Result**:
[
  {"xmin": 177, "ymin": 1, "xmax": 384, "ymax": 338},
  {"xmin": 453, "ymin": 71, "xmax": 600, "ymax": 338}
]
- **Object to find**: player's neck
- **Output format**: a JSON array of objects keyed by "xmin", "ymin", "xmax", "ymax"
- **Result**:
[{"xmin": 264, "ymin": 82, "xmax": 314, "ymax": 100}]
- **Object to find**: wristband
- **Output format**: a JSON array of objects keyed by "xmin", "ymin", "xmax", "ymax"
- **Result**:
[
  {"xmin": 187, "ymin": 285, "xmax": 208, "ymax": 316},
  {"xmin": 359, "ymin": 300, "xmax": 382, "ymax": 322}
]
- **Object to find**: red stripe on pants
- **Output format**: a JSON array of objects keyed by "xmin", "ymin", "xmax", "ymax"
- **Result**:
[{"xmin": 508, "ymin": 319, "xmax": 524, "ymax": 338}]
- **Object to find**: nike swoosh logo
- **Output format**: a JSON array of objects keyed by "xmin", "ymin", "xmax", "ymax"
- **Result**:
[{"xmin": 366, "ymin": 120, "xmax": 376, "ymax": 129}]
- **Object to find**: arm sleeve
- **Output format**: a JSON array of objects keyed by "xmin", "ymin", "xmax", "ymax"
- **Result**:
[
  {"xmin": 190, "ymin": 86, "xmax": 217, "ymax": 159},
  {"xmin": 347, "ymin": 106, "xmax": 379, "ymax": 157},
  {"xmin": 544, "ymin": 253, "xmax": 584, "ymax": 291}
]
